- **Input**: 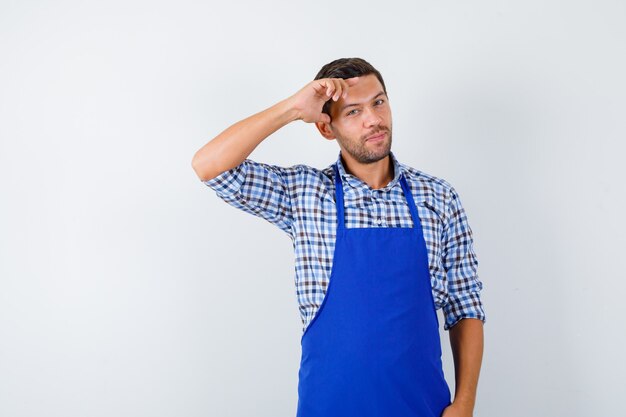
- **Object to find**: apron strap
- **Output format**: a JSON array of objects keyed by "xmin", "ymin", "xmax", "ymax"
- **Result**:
[
  {"xmin": 333, "ymin": 162, "xmax": 421, "ymax": 230},
  {"xmin": 333, "ymin": 163, "xmax": 346, "ymax": 231},
  {"xmin": 399, "ymin": 174, "xmax": 421, "ymax": 228}
]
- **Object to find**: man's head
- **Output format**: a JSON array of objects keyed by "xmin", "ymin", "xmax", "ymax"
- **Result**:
[
  {"xmin": 314, "ymin": 57, "xmax": 388, "ymax": 119},
  {"xmin": 314, "ymin": 57, "xmax": 392, "ymax": 165}
]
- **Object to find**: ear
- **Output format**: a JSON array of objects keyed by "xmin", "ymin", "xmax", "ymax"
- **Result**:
[{"xmin": 315, "ymin": 120, "xmax": 336, "ymax": 140}]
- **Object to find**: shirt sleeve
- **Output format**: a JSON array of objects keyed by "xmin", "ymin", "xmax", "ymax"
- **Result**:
[
  {"xmin": 202, "ymin": 159, "xmax": 296, "ymax": 237},
  {"xmin": 441, "ymin": 186, "xmax": 486, "ymax": 331}
]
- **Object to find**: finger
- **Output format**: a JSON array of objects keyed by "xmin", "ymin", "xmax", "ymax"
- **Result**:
[
  {"xmin": 312, "ymin": 81, "xmax": 327, "ymax": 96},
  {"xmin": 323, "ymin": 79, "xmax": 336, "ymax": 98},
  {"xmin": 331, "ymin": 79, "xmax": 344, "ymax": 101},
  {"xmin": 330, "ymin": 80, "xmax": 340, "ymax": 101},
  {"xmin": 346, "ymin": 76, "xmax": 360, "ymax": 86},
  {"xmin": 314, "ymin": 80, "xmax": 332, "ymax": 98},
  {"xmin": 338, "ymin": 78, "xmax": 350, "ymax": 99}
]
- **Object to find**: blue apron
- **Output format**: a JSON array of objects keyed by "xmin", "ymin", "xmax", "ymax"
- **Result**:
[{"xmin": 296, "ymin": 163, "xmax": 452, "ymax": 417}]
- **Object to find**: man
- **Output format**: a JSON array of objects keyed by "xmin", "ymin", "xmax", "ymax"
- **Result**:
[{"xmin": 192, "ymin": 58, "xmax": 485, "ymax": 417}]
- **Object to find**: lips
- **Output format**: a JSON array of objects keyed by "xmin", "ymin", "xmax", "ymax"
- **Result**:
[{"xmin": 366, "ymin": 132, "xmax": 386, "ymax": 142}]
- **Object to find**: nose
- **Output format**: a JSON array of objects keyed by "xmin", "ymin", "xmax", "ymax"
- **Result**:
[{"xmin": 362, "ymin": 106, "xmax": 382, "ymax": 127}]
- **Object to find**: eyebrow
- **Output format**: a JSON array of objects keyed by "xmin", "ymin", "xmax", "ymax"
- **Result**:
[{"xmin": 339, "ymin": 91, "xmax": 386, "ymax": 112}]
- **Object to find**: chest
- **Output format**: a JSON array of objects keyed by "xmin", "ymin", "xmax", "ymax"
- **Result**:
[{"xmin": 290, "ymin": 180, "xmax": 446, "ymax": 259}]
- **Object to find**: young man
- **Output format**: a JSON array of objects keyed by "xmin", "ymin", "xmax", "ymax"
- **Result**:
[{"xmin": 192, "ymin": 58, "xmax": 486, "ymax": 417}]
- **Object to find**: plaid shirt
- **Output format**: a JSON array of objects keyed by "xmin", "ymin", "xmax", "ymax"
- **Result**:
[{"xmin": 202, "ymin": 151, "xmax": 486, "ymax": 332}]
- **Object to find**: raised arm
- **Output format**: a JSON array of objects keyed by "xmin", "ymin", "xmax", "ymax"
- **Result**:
[{"xmin": 191, "ymin": 77, "xmax": 360, "ymax": 181}]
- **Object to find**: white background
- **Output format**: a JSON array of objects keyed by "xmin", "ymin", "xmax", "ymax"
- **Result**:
[{"xmin": 1, "ymin": 1, "xmax": 624, "ymax": 416}]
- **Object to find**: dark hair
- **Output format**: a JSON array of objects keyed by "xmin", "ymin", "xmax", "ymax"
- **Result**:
[{"xmin": 314, "ymin": 57, "xmax": 387, "ymax": 117}]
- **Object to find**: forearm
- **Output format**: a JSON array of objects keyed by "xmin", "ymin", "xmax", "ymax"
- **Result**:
[
  {"xmin": 192, "ymin": 97, "xmax": 299, "ymax": 181},
  {"xmin": 448, "ymin": 318, "xmax": 484, "ymax": 411}
]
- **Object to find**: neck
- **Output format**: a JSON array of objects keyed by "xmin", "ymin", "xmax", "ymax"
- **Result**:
[{"xmin": 340, "ymin": 152, "xmax": 394, "ymax": 190}]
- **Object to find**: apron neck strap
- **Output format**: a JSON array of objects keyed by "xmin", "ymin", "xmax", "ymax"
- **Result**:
[
  {"xmin": 333, "ymin": 163, "xmax": 346, "ymax": 231},
  {"xmin": 333, "ymin": 162, "xmax": 421, "ymax": 230},
  {"xmin": 399, "ymin": 174, "xmax": 421, "ymax": 227}
]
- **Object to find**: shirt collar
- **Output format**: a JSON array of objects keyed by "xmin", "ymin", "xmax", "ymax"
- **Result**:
[{"xmin": 335, "ymin": 150, "xmax": 403, "ymax": 192}]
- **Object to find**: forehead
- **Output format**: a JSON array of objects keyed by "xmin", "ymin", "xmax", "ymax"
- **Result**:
[
  {"xmin": 330, "ymin": 74, "xmax": 385, "ymax": 116},
  {"xmin": 346, "ymin": 74, "xmax": 384, "ymax": 99}
]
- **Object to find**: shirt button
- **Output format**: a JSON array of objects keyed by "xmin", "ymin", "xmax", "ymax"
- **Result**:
[{"xmin": 376, "ymin": 217, "xmax": 382, "ymax": 225}]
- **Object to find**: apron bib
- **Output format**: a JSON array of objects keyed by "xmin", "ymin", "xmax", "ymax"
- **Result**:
[{"xmin": 296, "ymin": 163, "xmax": 451, "ymax": 417}]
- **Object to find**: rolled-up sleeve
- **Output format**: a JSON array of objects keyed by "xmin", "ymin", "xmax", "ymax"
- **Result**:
[
  {"xmin": 202, "ymin": 159, "xmax": 295, "ymax": 237},
  {"xmin": 441, "ymin": 186, "xmax": 486, "ymax": 331}
]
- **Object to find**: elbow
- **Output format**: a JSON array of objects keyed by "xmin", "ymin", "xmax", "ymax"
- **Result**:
[{"xmin": 191, "ymin": 152, "xmax": 218, "ymax": 182}]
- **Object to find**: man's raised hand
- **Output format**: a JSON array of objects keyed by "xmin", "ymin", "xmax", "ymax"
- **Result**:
[{"xmin": 288, "ymin": 77, "xmax": 360, "ymax": 124}]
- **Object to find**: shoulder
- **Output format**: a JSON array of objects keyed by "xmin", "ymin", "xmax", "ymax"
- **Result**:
[
  {"xmin": 401, "ymin": 163, "xmax": 456, "ymax": 197},
  {"xmin": 400, "ymin": 163, "xmax": 458, "ymax": 222}
]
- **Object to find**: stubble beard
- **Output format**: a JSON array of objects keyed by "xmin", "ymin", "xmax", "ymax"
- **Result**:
[{"xmin": 341, "ymin": 127, "xmax": 393, "ymax": 164}]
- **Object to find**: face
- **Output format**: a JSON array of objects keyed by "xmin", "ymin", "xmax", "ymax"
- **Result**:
[{"xmin": 318, "ymin": 74, "xmax": 393, "ymax": 164}]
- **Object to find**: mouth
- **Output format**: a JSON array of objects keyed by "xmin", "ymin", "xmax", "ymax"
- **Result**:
[{"xmin": 365, "ymin": 132, "xmax": 386, "ymax": 142}]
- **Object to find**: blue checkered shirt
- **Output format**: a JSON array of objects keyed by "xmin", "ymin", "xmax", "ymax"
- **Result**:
[{"xmin": 202, "ymin": 151, "xmax": 486, "ymax": 332}]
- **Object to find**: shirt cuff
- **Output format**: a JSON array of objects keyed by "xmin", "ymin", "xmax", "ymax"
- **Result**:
[
  {"xmin": 443, "ymin": 292, "xmax": 486, "ymax": 331},
  {"xmin": 202, "ymin": 161, "xmax": 248, "ymax": 198}
]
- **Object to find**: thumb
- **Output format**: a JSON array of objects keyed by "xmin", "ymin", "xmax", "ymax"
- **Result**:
[
  {"xmin": 346, "ymin": 76, "xmax": 360, "ymax": 85},
  {"xmin": 317, "ymin": 113, "xmax": 331, "ymax": 124}
]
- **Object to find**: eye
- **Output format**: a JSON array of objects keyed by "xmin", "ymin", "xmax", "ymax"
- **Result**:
[
  {"xmin": 347, "ymin": 109, "xmax": 359, "ymax": 116},
  {"xmin": 374, "ymin": 99, "xmax": 385, "ymax": 105}
]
